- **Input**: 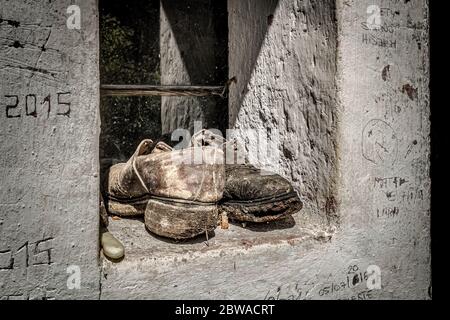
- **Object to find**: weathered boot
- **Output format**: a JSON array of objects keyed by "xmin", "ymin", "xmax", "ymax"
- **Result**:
[
  {"xmin": 222, "ymin": 164, "xmax": 303, "ymax": 222},
  {"xmin": 104, "ymin": 139, "xmax": 156, "ymax": 217},
  {"xmin": 104, "ymin": 138, "xmax": 225, "ymax": 239},
  {"xmin": 145, "ymin": 144, "xmax": 225, "ymax": 239},
  {"xmin": 190, "ymin": 130, "xmax": 303, "ymax": 223},
  {"xmin": 104, "ymin": 139, "xmax": 178, "ymax": 216}
]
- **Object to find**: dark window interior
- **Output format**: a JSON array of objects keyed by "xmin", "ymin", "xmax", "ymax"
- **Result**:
[
  {"xmin": 99, "ymin": 0, "xmax": 228, "ymax": 180},
  {"xmin": 99, "ymin": 0, "xmax": 161, "ymax": 178}
]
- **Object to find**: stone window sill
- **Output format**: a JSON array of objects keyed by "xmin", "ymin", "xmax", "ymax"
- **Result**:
[
  {"xmin": 101, "ymin": 210, "xmax": 335, "ymax": 264},
  {"xmin": 99, "ymin": 209, "xmax": 336, "ymax": 298}
]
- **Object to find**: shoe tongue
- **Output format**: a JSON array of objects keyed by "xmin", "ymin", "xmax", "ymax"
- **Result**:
[
  {"xmin": 191, "ymin": 129, "xmax": 226, "ymax": 148},
  {"xmin": 151, "ymin": 141, "xmax": 173, "ymax": 154},
  {"xmin": 134, "ymin": 139, "xmax": 154, "ymax": 157}
]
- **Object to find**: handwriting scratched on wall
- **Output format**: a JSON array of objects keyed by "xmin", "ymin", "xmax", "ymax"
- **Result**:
[
  {"xmin": 361, "ymin": 4, "xmax": 427, "ymax": 50},
  {"xmin": 361, "ymin": 7, "xmax": 400, "ymax": 49},
  {"xmin": 372, "ymin": 176, "xmax": 425, "ymax": 219},
  {"xmin": 0, "ymin": 236, "xmax": 54, "ymax": 271},
  {"xmin": 317, "ymin": 264, "xmax": 370, "ymax": 298},
  {"xmin": 264, "ymin": 264, "xmax": 378, "ymax": 300},
  {"xmin": 2, "ymin": 93, "xmax": 71, "ymax": 119},
  {"xmin": 371, "ymin": 83, "xmax": 424, "ymax": 164},
  {"xmin": 0, "ymin": 22, "xmax": 67, "ymax": 85},
  {"xmin": 362, "ymin": 119, "xmax": 398, "ymax": 167},
  {"xmin": 264, "ymin": 280, "xmax": 314, "ymax": 301},
  {"xmin": 0, "ymin": 287, "xmax": 57, "ymax": 300}
]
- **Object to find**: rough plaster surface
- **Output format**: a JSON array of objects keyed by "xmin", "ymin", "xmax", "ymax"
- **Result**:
[
  {"xmin": 100, "ymin": 216, "xmax": 334, "ymax": 299},
  {"xmin": 228, "ymin": 0, "xmax": 339, "ymax": 227},
  {"xmin": 333, "ymin": 0, "xmax": 430, "ymax": 298},
  {"xmin": 0, "ymin": 1, "xmax": 100, "ymax": 299},
  {"xmin": 0, "ymin": 0, "xmax": 430, "ymax": 300},
  {"xmin": 101, "ymin": 0, "xmax": 430, "ymax": 300}
]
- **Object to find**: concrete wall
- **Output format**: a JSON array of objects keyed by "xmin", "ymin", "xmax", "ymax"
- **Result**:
[
  {"xmin": 101, "ymin": 0, "xmax": 430, "ymax": 300},
  {"xmin": 334, "ymin": 0, "xmax": 430, "ymax": 298},
  {"xmin": 160, "ymin": 0, "xmax": 228, "ymax": 135},
  {"xmin": 0, "ymin": 0, "xmax": 430, "ymax": 300},
  {"xmin": 228, "ymin": 0, "xmax": 339, "ymax": 228},
  {"xmin": 223, "ymin": 0, "xmax": 430, "ymax": 299},
  {"xmin": 0, "ymin": 1, "xmax": 100, "ymax": 299}
]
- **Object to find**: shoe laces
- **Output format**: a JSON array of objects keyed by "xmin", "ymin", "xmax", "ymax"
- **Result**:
[
  {"xmin": 130, "ymin": 136, "xmax": 223, "ymax": 203},
  {"xmin": 132, "ymin": 156, "xmax": 150, "ymax": 194},
  {"xmin": 130, "ymin": 139, "xmax": 153, "ymax": 194},
  {"xmin": 191, "ymin": 129, "xmax": 241, "ymax": 155}
]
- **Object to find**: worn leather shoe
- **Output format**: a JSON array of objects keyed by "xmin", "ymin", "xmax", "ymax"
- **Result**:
[
  {"xmin": 222, "ymin": 164, "xmax": 302, "ymax": 222},
  {"xmin": 190, "ymin": 129, "xmax": 303, "ymax": 223},
  {"xmin": 104, "ymin": 138, "xmax": 225, "ymax": 239}
]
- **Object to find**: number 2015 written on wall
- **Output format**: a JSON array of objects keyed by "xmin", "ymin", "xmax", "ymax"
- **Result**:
[{"xmin": 2, "ymin": 92, "xmax": 72, "ymax": 119}]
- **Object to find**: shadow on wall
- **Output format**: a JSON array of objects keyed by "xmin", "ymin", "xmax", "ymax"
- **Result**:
[
  {"xmin": 228, "ymin": 0, "xmax": 339, "ymax": 224},
  {"xmin": 160, "ymin": 0, "xmax": 229, "ymax": 134},
  {"xmin": 227, "ymin": 0, "xmax": 280, "ymax": 127}
]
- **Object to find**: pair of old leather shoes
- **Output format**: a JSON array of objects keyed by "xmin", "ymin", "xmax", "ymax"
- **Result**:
[{"xmin": 103, "ymin": 131, "xmax": 302, "ymax": 240}]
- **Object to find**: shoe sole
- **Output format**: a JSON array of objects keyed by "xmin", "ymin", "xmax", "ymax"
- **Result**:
[
  {"xmin": 104, "ymin": 194, "xmax": 151, "ymax": 217},
  {"xmin": 144, "ymin": 198, "xmax": 218, "ymax": 240},
  {"xmin": 104, "ymin": 193, "xmax": 218, "ymax": 240},
  {"xmin": 220, "ymin": 192, "xmax": 303, "ymax": 223}
]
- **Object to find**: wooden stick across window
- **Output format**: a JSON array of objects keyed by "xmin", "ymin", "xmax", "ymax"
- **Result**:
[{"xmin": 100, "ymin": 84, "xmax": 226, "ymax": 97}]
